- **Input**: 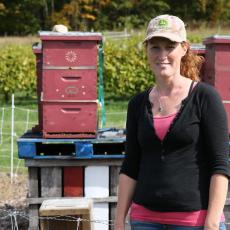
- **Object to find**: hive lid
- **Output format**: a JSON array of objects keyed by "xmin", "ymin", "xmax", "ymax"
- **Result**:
[
  {"xmin": 190, "ymin": 43, "xmax": 205, "ymax": 54},
  {"xmin": 39, "ymin": 31, "xmax": 103, "ymax": 41},
  {"xmin": 203, "ymin": 35, "xmax": 230, "ymax": 44},
  {"xmin": 39, "ymin": 198, "xmax": 93, "ymax": 216},
  {"xmin": 32, "ymin": 42, "xmax": 42, "ymax": 53}
]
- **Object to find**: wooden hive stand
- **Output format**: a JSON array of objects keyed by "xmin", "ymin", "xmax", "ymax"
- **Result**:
[{"xmin": 39, "ymin": 198, "xmax": 93, "ymax": 230}]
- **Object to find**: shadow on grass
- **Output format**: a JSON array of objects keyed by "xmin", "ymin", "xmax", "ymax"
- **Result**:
[{"xmin": 0, "ymin": 93, "xmax": 38, "ymax": 107}]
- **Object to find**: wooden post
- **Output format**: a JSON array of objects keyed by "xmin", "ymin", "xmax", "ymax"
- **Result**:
[
  {"xmin": 63, "ymin": 167, "xmax": 84, "ymax": 197},
  {"xmin": 109, "ymin": 166, "xmax": 120, "ymax": 230},
  {"xmin": 28, "ymin": 167, "xmax": 39, "ymax": 229},
  {"xmin": 41, "ymin": 167, "xmax": 62, "ymax": 197}
]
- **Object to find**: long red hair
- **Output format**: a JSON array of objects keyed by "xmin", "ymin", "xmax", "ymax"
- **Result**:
[{"xmin": 180, "ymin": 42, "xmax": 204, "ymax": 81}]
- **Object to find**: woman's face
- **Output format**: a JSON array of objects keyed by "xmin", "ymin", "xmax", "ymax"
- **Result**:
[{"xmin": 146, "ymin": 37, "xmax": 187, "ymax": 79}]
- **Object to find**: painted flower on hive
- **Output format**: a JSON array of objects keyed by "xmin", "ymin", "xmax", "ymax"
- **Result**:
[{"xmin": 65, "ymin": 50, "xmax": 77, "ymax": 63}]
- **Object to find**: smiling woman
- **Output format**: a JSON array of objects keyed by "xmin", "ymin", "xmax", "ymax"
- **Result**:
[
  {"xmin": 115, "ymin": 15, "xmax": 229, "ymax": 230},
  {"xmin": 146, "ymin": 38, "xmax": 187, "ymax": 84}
]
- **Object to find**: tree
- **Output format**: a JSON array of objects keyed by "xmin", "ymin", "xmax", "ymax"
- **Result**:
[{"xmin": 0, "ymin": 0, "xmax": 44, "ymax": 35}]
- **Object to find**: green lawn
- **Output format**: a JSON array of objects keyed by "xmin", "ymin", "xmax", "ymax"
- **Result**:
[{"xmin": 0, "ymin": 98, "xmax": 128, "ymax": 173}]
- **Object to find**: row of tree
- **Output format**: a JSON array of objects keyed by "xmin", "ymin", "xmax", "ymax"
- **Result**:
[{"xmin": 0, "ymin": 0, "xmax": 230, "ymax": 35}]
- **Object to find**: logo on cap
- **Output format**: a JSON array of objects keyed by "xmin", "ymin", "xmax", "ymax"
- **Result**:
[{"xmin": 158, "ymin": 19, "xmax": 168, "ymax": 28}]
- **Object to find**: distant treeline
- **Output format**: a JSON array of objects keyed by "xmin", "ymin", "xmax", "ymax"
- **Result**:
[{"xmin": 0, "ymin": 0, "xmax": 230, "ymax": 35}]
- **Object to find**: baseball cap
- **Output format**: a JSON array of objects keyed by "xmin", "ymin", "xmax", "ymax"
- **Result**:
[{"xmin": 144, "ymin": 15, "xmax": 186, "ymax": 43}]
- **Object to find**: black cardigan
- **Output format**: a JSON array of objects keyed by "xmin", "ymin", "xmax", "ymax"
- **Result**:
[{"xmin": 120, "ymin": 82, "xmax": 229, "ymax": 212}]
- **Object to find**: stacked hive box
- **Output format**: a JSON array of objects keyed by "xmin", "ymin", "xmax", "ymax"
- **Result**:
[
  {"xmin": 203, "ymin": 36, "xmax": 230, "ymax": 131},
  {"xmin": 191, "ymin": 44, "xmax": 206, "ymax": 78},
  {"xmin": 34, "ymin": 32, "xmax": 102, "ymax": 138},
  {"xmin": 32, "ymin": 43, "xmax": 43, "ymax": 131}
]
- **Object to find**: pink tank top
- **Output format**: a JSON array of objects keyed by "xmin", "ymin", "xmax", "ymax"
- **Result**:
[{"xmin": 130, "ymin": 113, "xmax": 225, "ymax": 226}]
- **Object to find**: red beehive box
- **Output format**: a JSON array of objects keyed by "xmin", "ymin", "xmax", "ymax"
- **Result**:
[
  {"xmin": 191, "ymin": 44, "xmax": 206, "ymax": 78},
  {"xmin": 203, "ymin": 36, "xmax": 230, "ymax": 132},
  {"xmin": 39, "ymin": 32, "xmax": 102, "ymax": 138},
  {"xmin": 191, "ymin": 44, "xmax": 206, "ymax": 56},
  {"xmin": 42, "ymin": 101, "xmax": 98, "ymax": 138},
  {"xmin": 40, "ymin": 32, "xmax": 101, "ymax": 68},
  {"xmin": 32, "ymin": 43, "xmax": 43, "ymax": 132},
  {"xmin": 42, "ymin": 69, "xmax": 97, "ymax": 101},
  {"xmin": 32, "ymin": 43, "xmax": 43, "ymax": 97}
]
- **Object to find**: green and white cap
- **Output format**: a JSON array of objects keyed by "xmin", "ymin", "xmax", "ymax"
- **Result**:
[{"xmin": 144, "ymin": 14, "xmax": 187, "ymax": 43}]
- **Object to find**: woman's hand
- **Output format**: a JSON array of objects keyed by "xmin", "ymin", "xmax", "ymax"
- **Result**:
[
  {"xmin": 204, "ymin": 174, "xmax": 228, "ymax": 230},
  {"xmin": 204, "ymin": 221, "xmax": 220, "ymax": 230},
  {"xmin": 115, "ymin": 174, "xmax": 137, "ymax": 230},
  {"xmin": 114, "ymin": 220, "xmax": 125, "ymax": 230}
]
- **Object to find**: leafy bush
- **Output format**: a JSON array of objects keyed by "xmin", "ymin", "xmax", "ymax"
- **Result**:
[
  {"xmin": 0, "ymin": 45, "xmax": 36, "ymax": 102},
  {"xmin": 104, "ymin": 36, "xmax": 154, "ymax": 99},
  {"xmin": 187, "ymin": 34, "xmax": 203, "ymax": 43}
]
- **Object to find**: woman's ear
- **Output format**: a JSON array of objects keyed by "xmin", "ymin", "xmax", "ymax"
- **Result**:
[{"xmin": 181, "ymin": 41, "xmax": 189, "ymax": 56}]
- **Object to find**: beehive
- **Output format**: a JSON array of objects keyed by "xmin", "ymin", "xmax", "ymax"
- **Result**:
[{"xmin": 34, "ymin": 32, "xmax": 102, "ymax": 138}]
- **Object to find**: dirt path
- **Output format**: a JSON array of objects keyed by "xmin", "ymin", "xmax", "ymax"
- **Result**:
[
  {"xmin": 0, "ymin": 172, "xmax": 28, "ymax": 208},
  {"xmin": 0, "ymin": 172, "xmax": 29, "ymax": 229}
]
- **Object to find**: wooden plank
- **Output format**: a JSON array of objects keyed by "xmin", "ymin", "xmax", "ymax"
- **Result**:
[
  {"xmin": 109, "ymin": 166, "xmax": 120, "ymax": 230},
  {"xmin": 224, "ymin": 205, "xmax": 230, "ymax": 227},
  {"xmin": 41, "ymin": 167, "xmax": 62, "ymax": 197},
  {"xmin": 25, "ymin": 159, "xmax": 123, "ymax": 167},
  {"xmin": 39, "ymin": 198, "xmax": 93, "ymax": 216},
  {"xmin": 28, "ymin": 196, "xmax": 118, "ymax": 205},
  {"xmin": 93, "ymin": 203, "xmax": 109, "ymax": 230},
  {"xmin": 85, "ymin": 166, "xmax": 109, "ymax": 230},
  {"xmin": 110, "ymin": 166, "xmax": 120, "ymax": 196},
  {"xmin": 28, "ymin": 167, "xmax": 38, "ymax": 198},
  {"xmin": 28, "ymin": 204, "xmax": 39, "ymax": 230},
  {"xmin": 226, "ymin": 198, "xmax": 230, "ymax": 205},
  {"xmin": 85, "ymin": 166, "xmax": 109, "ymax": 198},
  {"xmin": 64, "ymin": 167, "xmax": 84, "ymax": 197}
]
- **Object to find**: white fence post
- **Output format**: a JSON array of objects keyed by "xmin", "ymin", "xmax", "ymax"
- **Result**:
[
  {"xmin": 11, "ymin": 94, "xmax": 15, "ymax": 183},
  {"xmin": 0, "ymin": 107, "xmax": 4, "ymax": 145}
]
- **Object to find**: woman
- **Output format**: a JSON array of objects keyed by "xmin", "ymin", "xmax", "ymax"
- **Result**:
[{"xmin": 115, "ymin": 15, "xmax": 229, "ymax": 230}]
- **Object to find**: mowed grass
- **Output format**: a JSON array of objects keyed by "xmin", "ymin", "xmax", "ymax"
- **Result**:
[
  {"xmin": 0, "ymin": 25, "xmax": 230, "ymax": 46},
  {"xmin": 0, "ymin": 99, "xmax": 38, "ymax": 174},
  {"xmin": 0, "ymin": 98, "xmax": 128, "ymax": 174}
]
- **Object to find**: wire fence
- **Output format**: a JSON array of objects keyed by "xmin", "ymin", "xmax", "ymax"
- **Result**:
[
  {"xmin": 0, "ymin": 207, "xmax": 132, "ymax": 230},
  {"xmin": 0, "ymin": 207, "xmax": 229, "ymax": 230}
]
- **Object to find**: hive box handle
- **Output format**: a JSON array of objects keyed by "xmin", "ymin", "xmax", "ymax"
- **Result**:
[
  {"xmin": 61, "ymin": 108, "xmax": 81, "ymax": 113},
  {"xmin": 62, "ymin": 76, "xmax": 82, "ymax": 81}
]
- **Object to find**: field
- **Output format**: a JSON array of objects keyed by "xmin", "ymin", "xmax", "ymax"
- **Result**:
[{"xmin": 0, "ymin": 25, "xmax": 230, "ymax": 47}]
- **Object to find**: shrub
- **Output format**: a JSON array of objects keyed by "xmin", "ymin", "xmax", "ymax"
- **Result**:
[
  {"xmin": 104, "ymin": 36, "xmax": 154, "ymax": 100},
  {"xmin": 0, "ymin": 45, "xmax": 36, "ymax": 102}
]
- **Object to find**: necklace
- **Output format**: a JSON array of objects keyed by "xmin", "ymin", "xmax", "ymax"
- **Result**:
[{"xmin": 155, "ymin": 87, "xmax": 163, "ymax": 113}]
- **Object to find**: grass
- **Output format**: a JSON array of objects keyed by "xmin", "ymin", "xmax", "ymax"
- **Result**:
[
  {"xmin": 0, "ymin": 97, "xmax": 128, "ymax": 174},
  {"xmin": 0, "ymin": 100, "xmax": 38, "ymax": 174},
  {"xmin": 0, "ymin": 36, "xmax": 39, "ymax": 48},
  {"xmin": 0, "ymin": 25, "xmax": 230, "ymax": 48}
]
